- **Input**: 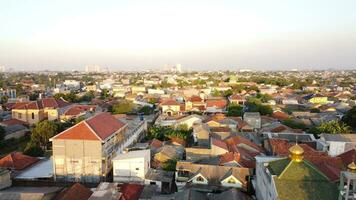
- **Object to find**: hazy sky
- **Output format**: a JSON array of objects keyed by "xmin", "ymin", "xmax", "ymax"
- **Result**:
[{"xmin": 1, "ymin": 0, "xmax": 356, "ymax": 71}]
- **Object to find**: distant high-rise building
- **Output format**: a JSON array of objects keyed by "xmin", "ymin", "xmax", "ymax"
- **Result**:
[
  {"xmin": 0, "ymin": 66, "xmax": 6, "ymax": 73},
  {"xmin": 176, "ymin": 64, "xmax": 182, "ymax": 73},
  {"xmin": 85, "ymin": 65, "xmax": 101, "ymax": 73},
  {"xmin": 169, "ymin": 64, "xmax": 182, "ymax": 73}
]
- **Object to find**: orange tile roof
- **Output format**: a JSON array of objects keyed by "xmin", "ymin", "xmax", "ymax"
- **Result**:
[
  {"xmin": 53, "ymin": 122, "xmax": 100, "ymax": 140},
  {"xmin": 52, "ymin": 112, "xmax": 126, "ymax": 141},
  {"xmin": 0, "ymin": 152, "xmax": 39, "ymax": 170},
  {"xmin": 206, "ymin": 99, "xmax": 228, "ymax": 109}
]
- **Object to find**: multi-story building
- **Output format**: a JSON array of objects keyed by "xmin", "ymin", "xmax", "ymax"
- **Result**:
[
  {"xmin": 0, "ymin": 89, "xmax": 16, "ymax": 100},
  {"xmin": 50, "ymin": 113, "xmax": 127, "ymax": 182},
  {"xmin": 11, "ymin": 98, "xmax": 71, "ymax": 124}
]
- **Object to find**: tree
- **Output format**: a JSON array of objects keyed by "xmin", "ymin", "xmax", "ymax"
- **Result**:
[
  {"xmin": 138, "ymin": 106, "xmax": 153, "ymax": 115},
  {"xmin": 24, "ymin": 143, "xmax": 44, "ymax": 157},
  {"xmin": 30, "ymin": 120, "xmax": 59, "ymax": 150},
  {"xmin": 111, "ymin": 100, "xmax": 134, "ymax": 114},
  {"xmin": 256, "ymin": 93, "xmax": 273, "ymax": 103},
  {"xmin": 0, "ymin": 96, "xmax": 8, "ymax": 104},
  {"xmin": 53, "ymin": 93, "xmax": 66, "ymax": 100},
  {"xmin": 80, "ymin": 91, "xmax": 95, "ymax": 102},
  {"xmin": 342, "ymin": 106, "xmax": 356, "ymax": 129},
  {"xmin": 64, "ymin": 92, "xmax": 79, "ymax": 103},
  {"xmin": 162, "ymin": 159, "xmax": 178, "ymax": 171},
  {"xmin": 100, "ymin": 89, "xmax": 110, "ymax": 99},
  {"xmin": 315, "ymin": 120, "xmax": 351, "ymax": 134},
  {"xmin": 246, "ymin": 97, "xmax": 273, "ymax": 115},
  {"xmin": 227, "ymin": 104, "xmax": 243, "ymax": 117}
]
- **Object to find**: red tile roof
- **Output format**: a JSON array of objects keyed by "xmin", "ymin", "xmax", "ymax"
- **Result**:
[
  {"xmin": 206, "ymin": 99, "xmax": 228, "ymax": 109},
  {"xmin": 150, "ymin": 139, "xmax": 163, "ymax": 149},
  {"xmin": 160, "ymin": 99, "xmax": 180, "ymax": 106},
  {"xmin": 12, "ymin": 98, "xmax": 71, "ymax": 110},
  {"xmin": 0, "ymin": 118, "xmax": 27, "ymax": 126},
  {"xmin": 229, "ymin": 94, "xmax": 246, "ymax": 101},
  {"xmin": 52, "ymin": 112, "xmax": 126, "ymax": 141},
  {"xmin": 212, "ymin": 138, "xmax": 229, "ymax": 150},
  {"xmin": 225, "ymin": 136, "xmax": 264, "ymax": 153},
  {"xmin": 219, "ymin": 152, "xmax": 255, "ymax": 168},
  {"xmin": 187, "ymin": 95, "xmax": 203, "ymax": 102},
  {"xmin": 210, "ymin": 127, "xmax": 231, "ymax": 133},
  {"xmin": 55, "ymin": 183, "xmax": 93, "ymax": 200},
  {"xmin": 0, "ymin": 152, "xmax": 39, "ymax": 170},
  {"xmin": 120, "ymin": 183, "xmax": 144, "ymax": 200},
  {"xmin": 337, "ymin": 148, "xmax": 356, "ymax": 167},
  {"xmin": 64, "ymin": 105, "xmax": 96, "ymax": 116},
  {"xmin": 86, "ymin": 112, "xmax": 126, "ymax": 140},
  {"xmin": 272, "ymin": 110, "xmax": 290, "ymax": 121}
]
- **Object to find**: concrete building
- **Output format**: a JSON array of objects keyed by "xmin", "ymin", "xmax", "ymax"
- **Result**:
[
  {"xmin": 11, "ymin": 98, "xmax": 71, "ymax": 124},
  {"xmin": 0, "ymin": 169, "xmax": 11, "ymax": 190},
  {"xmin": 112, "ymin": 150, "xmax": 151, "ymax": 182},
  {"xmin": 243, "ymin": 112, "xmax": 261, "ymax": 130},
  {"xmin": 319, "ymin": 134, "xmax": 356, "ymax": 156},
  {"xmin": 85, "ymin": 65, "xmax": 101, "ymax": 73},
  {"xmin": 50, "ymin": 113, "xmax": 127, "ymax": 182}
]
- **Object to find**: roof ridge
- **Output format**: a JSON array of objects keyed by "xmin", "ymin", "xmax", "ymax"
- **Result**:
[
  {"xmin": 83, "ymin": 121, "xmax": 103, "ymax": 141},
  {"xmin": 276, "ymin": 158, "xmax": 292, "ymax": 179}
]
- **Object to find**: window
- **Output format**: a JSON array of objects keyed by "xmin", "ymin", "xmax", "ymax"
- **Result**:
[
  {"xmin": 18, "ymin": 113, "xmax": 22, "ymax": 119},
  {"xmin": 196, "ymin": 176, "xmax": 204, "ymax": 182},
  {"xmin": 31, "ymin": 113, "xmax": 35, "ymax": 119},
  {"xmin": 135, "ymin": 168, "xmax": 139, "ymax": 171}
]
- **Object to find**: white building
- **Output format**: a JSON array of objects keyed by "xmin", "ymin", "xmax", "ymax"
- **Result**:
[
  {"xmin": 112, "ymin": 150, "xmax": 150, "ymax": 182},
  {"xmin": 319, "ymin": 134, "xmax": 356, "ymax": 156},
  {"xmin": 63, "ymin": 80, "xmax": 81, "ymax": 90},
  {"xmin": 254, "ymin": 156, "xmax": 285, "ymax": 200},
  {"xmin": 0, "ymin": 66, "xmax": 5, "ymax": 73}
]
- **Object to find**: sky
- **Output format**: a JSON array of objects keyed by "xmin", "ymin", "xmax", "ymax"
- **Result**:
[{"xmin": 1, "ymin": 0, "xmax": 356, "ymax": 71}]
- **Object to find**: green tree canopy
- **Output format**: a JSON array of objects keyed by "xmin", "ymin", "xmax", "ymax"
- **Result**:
[
  {"xmin": 227, "ymin": 104, "xmax": 243, "ymax": 117},
  {"xmin": 138, "ymin": 106, "xmax": 153, "ymax": 115},
  {"xmin": 246, "ymin": 97, "xmax": 273, "ymax": 115},
  {"xmin": 111, "ymin": 100, "xmax": 134, "ymax": 114},
  {"xmin": 314, "ymin": 120, "xmax": 351, "ymax": 134},
  {"xmin": 30, "ymin": 120, "xmax": 59, "ymax": 150},
  {"xmin": 342, "ymin": 106, "xmax": 356, "ymax": 129}
]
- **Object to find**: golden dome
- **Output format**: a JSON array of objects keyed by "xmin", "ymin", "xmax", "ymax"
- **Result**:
[
  {"xmin": 289, "ymin": 144, "xmax": 304, "ymax": 162},
  {"xmin": 348, "ymin": 162, "xmax": 356, "ymax": 173},
  {"xmin": 289, "ymin": 144, "xmax": 304, "ymax": 155}
]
